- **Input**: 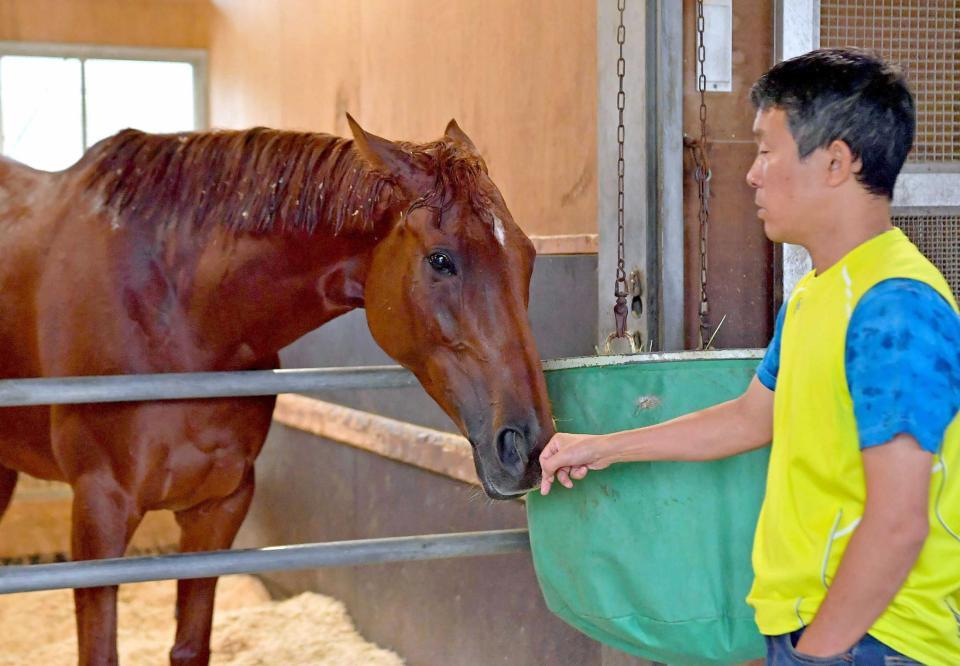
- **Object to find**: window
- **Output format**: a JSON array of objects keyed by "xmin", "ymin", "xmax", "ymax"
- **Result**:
[{"xmin": 0, "ymin": 43, "xmax": 206, "ymax": 171}]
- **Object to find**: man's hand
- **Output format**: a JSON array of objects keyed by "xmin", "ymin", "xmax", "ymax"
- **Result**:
[{"xmin": 538, "ymin": 432, "xmax": 614, "ymax": 495}]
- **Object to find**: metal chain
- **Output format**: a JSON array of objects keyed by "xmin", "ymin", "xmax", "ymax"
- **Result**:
[
  {"xmin": 689, "ymin": 0, "xmax": 712, "ymax": 349},
  {"xmin": 613, "ymin": 0, "xmax": 629, "ymax": 338}
]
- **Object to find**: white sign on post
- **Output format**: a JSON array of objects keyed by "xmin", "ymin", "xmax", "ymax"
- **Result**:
[{"xmin": 697, "ymin": 0, "xmax": 732, "ymax": 92}]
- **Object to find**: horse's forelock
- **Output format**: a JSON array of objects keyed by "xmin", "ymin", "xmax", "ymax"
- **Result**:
[{"xmin": 405, "ymin": 140, "xmax": 495, "ymax": 227}]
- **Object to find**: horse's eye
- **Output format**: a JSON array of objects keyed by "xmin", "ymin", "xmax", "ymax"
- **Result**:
[{"xmin": 427, "ymin": 252, "xmax": 457, "ymax": 276}]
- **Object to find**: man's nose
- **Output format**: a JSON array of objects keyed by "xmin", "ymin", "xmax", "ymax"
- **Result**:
[{"xmin": 745, "ymin": 161, "xmax": 761, "ymax": 189}]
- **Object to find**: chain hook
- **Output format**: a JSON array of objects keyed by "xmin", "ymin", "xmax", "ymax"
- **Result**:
[
  {"xmin": 610, "ymin": 0, "xmax": 633, "ymax": 347},
  {"xmin": 692, "ymin": 0, "xmax": 712, "ymax": 349}
]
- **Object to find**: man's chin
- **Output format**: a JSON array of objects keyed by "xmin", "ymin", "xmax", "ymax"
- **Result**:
[
  {"xmin": 760, "ymin": 219, "xmax": 787, "ymax": 244},
  {"xmin": 758, "ymin": 211, "xmax": 802, "ymax": 244}
]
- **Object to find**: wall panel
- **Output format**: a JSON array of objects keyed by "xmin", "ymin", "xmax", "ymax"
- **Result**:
[
  {"xmin": 208, "ymin": 0, "xmax": 597, "ymax": 237},
  {"xmin": 0, "ymin": 0, "xmax": 210, "ymax": 48}
]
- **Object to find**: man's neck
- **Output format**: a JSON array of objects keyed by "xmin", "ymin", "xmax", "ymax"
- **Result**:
[{"xmin": 806, "ymin": 197, "xmax": 893, "ymax": 275}]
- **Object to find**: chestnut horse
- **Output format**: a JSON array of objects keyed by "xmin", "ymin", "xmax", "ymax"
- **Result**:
[{"xmin": 0, "ymin": 116, "xmax": 553, "ymax": 665}]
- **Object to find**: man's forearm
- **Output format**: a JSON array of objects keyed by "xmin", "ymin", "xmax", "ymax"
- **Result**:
[
  {"xmin": 538, "ymin": 377, "xmax": 773, "ymax": 492},
  {"xmin": 795, "ymin": 515, "xmax": 927, "ymax": 656},
  {"xmin": 598, "ymin": 393, "xmax": 772, "ymax": 465}
]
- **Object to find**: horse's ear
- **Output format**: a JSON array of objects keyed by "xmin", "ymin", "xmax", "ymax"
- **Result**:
[
  {"xmin": 445, "ymin": 119, "xmax": 487, "ymax": 173},
  {"xmin": 347, "ymin": 113, "xmax": 431, "ymax": 194},
  {"xmin": 444, "ymin": 119, "xmax": 479, "ymax": 154}
]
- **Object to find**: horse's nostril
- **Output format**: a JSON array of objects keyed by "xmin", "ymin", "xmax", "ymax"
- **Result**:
[{"xmin": 496, "ymin": 427, "xmax": 527, "ymax": 477}]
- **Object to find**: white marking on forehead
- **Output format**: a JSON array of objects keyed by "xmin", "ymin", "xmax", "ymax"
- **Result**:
[{"xmin": 492, "ymin": 214, "xmax": 506, "ymax": 247}]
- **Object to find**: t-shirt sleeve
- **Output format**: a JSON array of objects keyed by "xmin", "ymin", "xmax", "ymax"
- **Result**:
[
  {"xmin": 846, "ymin": 278, "xmax": 960, "ymax": 454},
  {"xmin": 756, "ymin": 302, "xmax": 787, "ymax": 391}
]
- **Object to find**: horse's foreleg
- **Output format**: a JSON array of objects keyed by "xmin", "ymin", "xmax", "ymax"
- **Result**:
[
  {"xmin": 170, "ymin": 471, "xmax": 255, "ymax": 666},
  {"xmin": 0, "ymin": 465, "xmax": 18, "ymax": 524},
  {"xmin": 71, "ymin": 473, "xmax": 142, "ymax": 666}
]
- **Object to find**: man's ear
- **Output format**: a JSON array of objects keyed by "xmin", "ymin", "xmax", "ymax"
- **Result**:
[{"xmin": 825, "ymin": 139, "xmax": 858, "ymax": 187}]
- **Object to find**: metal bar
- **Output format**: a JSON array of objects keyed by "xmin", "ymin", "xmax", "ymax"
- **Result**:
[
  {"xmin": 777, "ymin": 0, "xmax": 820, "ymax": 300},
  {"xmin": 0, "ymin": 53, "xmax": 6, "ymax": 153},
  {"xmin": 776, "ymin": 0, "xmax": 819, "ymax": 62},
  {"xmin": 644, "ymin": 0, "xmax": 661, "ymax": 351},
  {"xmin": 0, "ymin": 529, "xmax": 531, "ymax": 594},
  {"xmin": 655, "ymin": 0, "xmax": 684, "ymax": 351},
  {"xmin": 893, "ymin": 172, "xmax": 960, "ymax": 208},
  {"xmin": 597, "ymin": 0, "xmax": 650, "ymax": 352},
  {"xmin": 192, "ymin": 51, "xmax": 209, "ymax": 131},
  {"xmin": 0, "ymin": 41, "xmax": 206, "ymax": 65},
  {"xmin": 0, "ymin": 366, "xmax": 417, "ymax": 407},
  {"xmin": 0, "ymin": 349, "xmax": 768, "ymax": 407},
  {"xmin": 543, "ymin": 348, "xmax": 765, "ymax": 371},
  {"xmin": 80, "ymin": 57, "xmax": 88, "ymax": 151}
]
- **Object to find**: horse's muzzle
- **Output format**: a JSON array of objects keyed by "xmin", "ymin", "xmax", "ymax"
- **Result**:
[
  {"xmin": 495, "ymin": 426, "xmax": 528, "ymax": 478},
  {"xmin": 473, "ymin": 418, "xmax": 545, "ymax": 499}
]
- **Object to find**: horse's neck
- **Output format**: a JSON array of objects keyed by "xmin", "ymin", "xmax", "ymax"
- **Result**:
[
  {"xmin": 188, "ymin": 228, "xmax": 375, "ymax": 367},
  {"xmin": 85, "ymin": 129, "xmax": 392, "ymax": 241},
  {"xmin": 86, "ymin": 129, "xmax": 401, "ymax": 368}
]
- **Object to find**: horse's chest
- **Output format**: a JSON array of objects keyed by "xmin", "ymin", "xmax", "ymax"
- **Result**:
[
  {"xmin": 46, "ymin": 398, "xmax": 274, "ymax": 512},
  {"xmin": 146, "ymin": 400, "xmax": 273, "ymax": 510},
  {"xmin": 156, "ymin": 443, "xmax": 250, "ymax": 511}
]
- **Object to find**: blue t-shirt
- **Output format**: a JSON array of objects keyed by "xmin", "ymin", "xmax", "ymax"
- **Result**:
[{"xmin": 757, "ymin": 278, "xmax": 960, "ymax": 454}]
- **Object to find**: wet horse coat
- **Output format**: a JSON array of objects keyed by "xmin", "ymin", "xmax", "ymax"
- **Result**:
[{"xmin": 0, "ymin": 117, "xmax": 553, "ymax": 665}]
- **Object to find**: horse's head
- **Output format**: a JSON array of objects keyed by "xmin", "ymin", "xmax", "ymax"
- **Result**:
[{"xmin": 347, "ymin": 115, "xmax": 554, "ymax": 499}]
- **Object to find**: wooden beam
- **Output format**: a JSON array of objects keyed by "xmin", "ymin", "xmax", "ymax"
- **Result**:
[
  {"xmin": 529, "ymin": 234, "xmax": 598, "ymax": 255},
  {"xmin": 273, "ymin": 394, "xmax": 481, "ymax": 487}
]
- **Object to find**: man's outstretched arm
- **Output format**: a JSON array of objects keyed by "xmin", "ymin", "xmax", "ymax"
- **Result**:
[{"xmin": 539, "ymin": 375, "xmax": 774, "ymax": 494}]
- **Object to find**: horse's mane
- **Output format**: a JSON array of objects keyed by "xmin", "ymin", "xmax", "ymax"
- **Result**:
[{"xmin": 80, "ymin": 127, "xmax": 492, "ymax": 237}]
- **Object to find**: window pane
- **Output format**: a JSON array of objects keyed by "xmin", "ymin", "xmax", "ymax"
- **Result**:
[
  {"xmin": 0, "ymin": 55, "xmax": 84, "ymax": 171},
  {"xmin": 84, "ymin": 59, "xmax": 195, "ymax": 147}
]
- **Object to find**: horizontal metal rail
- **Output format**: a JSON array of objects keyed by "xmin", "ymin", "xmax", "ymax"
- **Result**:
[
  {"xmin": 0, "ymin": 366, "xmax": 417, "ymax": 407},
  {"xmin": 0, "ymin": 353, "xmax": 761, "ymax": 408},
  {"xmin": 0, "ymin": 529, "xmax": 530, "ymax": 594}
]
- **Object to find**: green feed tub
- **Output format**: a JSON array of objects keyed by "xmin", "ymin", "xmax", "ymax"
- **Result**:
[{"xmin": 527, "ymin": 351, "xmax": 770, "ymax": 665}]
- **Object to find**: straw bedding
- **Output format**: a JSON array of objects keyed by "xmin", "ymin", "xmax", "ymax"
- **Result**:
[{"xmin": 0, "ymin": 576, "xmax": 403, "ymax": 665}]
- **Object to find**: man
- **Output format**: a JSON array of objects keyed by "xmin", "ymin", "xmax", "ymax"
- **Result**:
[{"xmin": 538, "ymin": 48, "xmax": 960, "ymax": 665}]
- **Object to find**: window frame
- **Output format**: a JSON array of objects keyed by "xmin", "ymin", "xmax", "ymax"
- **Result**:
[{"xmin": 0, "ymin": 40, "xmax": 208, "ymax": 156}]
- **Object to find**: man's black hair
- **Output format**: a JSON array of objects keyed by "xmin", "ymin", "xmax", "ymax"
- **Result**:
[{"xmin": 750, "ymin": 48, "xmax": 915, "ymax": 199}]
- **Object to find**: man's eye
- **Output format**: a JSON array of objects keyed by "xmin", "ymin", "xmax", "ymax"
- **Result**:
[{"xmin": 427, "ymin": 252, "xmax": 457, "ymax": 276}]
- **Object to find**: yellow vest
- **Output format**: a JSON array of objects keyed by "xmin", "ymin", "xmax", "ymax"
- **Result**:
[{"xmin": 747, "ymin": 228, "xmax": 960, "ymax": 664}]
